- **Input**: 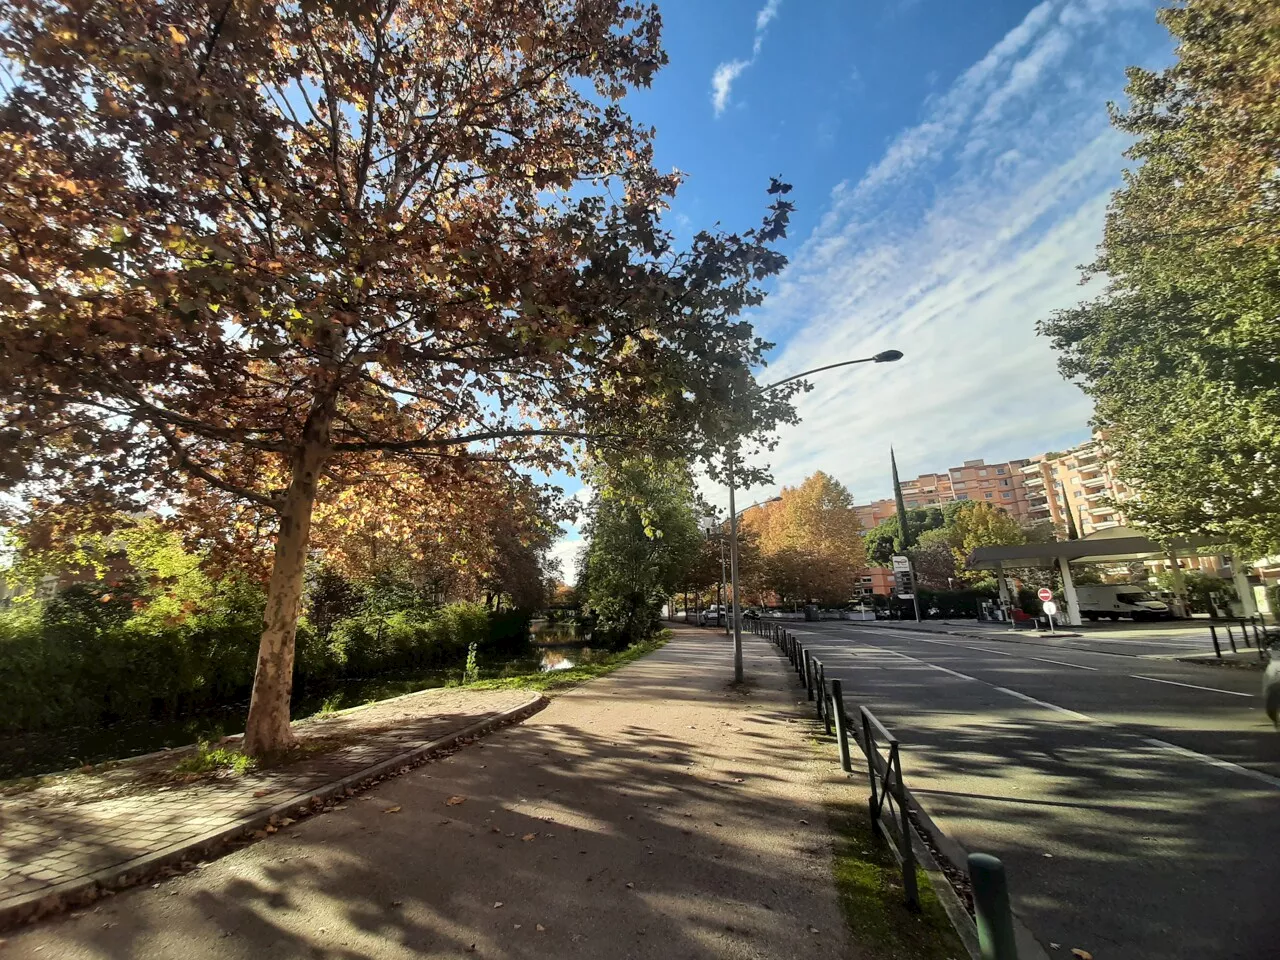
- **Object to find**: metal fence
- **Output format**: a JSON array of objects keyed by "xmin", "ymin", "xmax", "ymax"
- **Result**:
[{"xmin": 748, "ymin": 617, "xmax": 1021, "ymax": 960}]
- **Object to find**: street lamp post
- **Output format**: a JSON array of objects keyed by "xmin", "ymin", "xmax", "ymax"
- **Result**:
[{"xmin": 724, "ymin": 349, "xmax": 903, "ymax": 683}]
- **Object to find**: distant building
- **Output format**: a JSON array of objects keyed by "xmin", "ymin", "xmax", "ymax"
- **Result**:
[{"xmin": 948, "ymin": 458, "xmax": 1034, "ymax": 521}]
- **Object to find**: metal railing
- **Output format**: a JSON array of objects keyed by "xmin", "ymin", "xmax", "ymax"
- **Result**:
[
  {"xmin": 1207, "ymin": 616, "xmax": 1271, "ymax": 663},
  {"xmin": 749, "ymin": 617, "xmax": 1019, "ymax": 960}
]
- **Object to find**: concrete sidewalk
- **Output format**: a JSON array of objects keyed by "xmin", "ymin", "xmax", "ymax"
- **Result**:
[
  {"xmin": 3, "ymin": 629, "xmax": 852, "ymax": 959},
  {"xmin": 0, "ymin": 686, "xmax": 544, "ymax": 929}
]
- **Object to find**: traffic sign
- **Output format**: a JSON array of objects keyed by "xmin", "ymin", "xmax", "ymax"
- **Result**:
[
  {"xmin": 1042, "ymin": 600, "xmax": 1058, "ymax": 617},
  {"xmin": 1037, "ymin": 587, "xmax": 1053, "ymax": 602}
]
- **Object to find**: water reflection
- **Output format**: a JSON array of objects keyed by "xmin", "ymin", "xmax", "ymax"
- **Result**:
[{"xmin": 531, "ymin": 618, "xmax": 586, "ymax": 672}]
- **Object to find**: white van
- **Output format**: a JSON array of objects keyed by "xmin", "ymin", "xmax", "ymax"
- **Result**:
[{"xmin": 1075, "ymin": 584, "xmax": 1172, "ymax": 621}]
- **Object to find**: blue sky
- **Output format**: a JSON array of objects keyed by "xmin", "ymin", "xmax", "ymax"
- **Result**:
[{"xmin": 550, "ymin": 0, "xmax": 1175, "ymax": 581}]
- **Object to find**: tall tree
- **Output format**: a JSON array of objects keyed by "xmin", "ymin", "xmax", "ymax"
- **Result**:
[
  {"xmin": 1040, "ymin": 0, "xmax": 1280, "ymax": 557},
  {"xmin": 578, "ymin": 457, "xmax": 702, "ymax": 646},
  {"xmin": 0, "ymin": 0, "xmax": 793, "ymax": 753},
  {"xmin": 744, "ymin": 471, "xmax": 865, "ymax": 606},
  {"xmin": 947, "ymin": 502, "xmax": 1026, "ymax": 584},
  {"xmin": 891, "ymin": 449, "xmax": 913, "ymax": 550}
]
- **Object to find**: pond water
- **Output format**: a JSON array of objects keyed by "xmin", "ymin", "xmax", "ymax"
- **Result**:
[{"xmin": 0, "ymin": 619, "xmax": 598, "ymax": 782}]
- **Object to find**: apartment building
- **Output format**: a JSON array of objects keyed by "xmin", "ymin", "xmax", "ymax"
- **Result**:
[
  {"xmin": 1019, "ymin": 439, "xmax": 1129, "ymax": 537},
  {"xmin": 947, "ymin": 458, "xmax": 1034, "ymax": 521}
]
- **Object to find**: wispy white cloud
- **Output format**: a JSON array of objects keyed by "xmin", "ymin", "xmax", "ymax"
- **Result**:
[
  {"xmin": 711, "ymin": 0, "xmax": 784, "ymax": 116},
  {"xmin": 732, "ymin": 0, "xmax": 1172, "ymax": 506},
  {"xmin": 711, "ymin": 60, "xmax": 750, "ymax": 116}
]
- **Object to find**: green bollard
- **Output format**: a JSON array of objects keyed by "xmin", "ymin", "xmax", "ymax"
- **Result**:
[{"xmin": 969, "ymin": 853, "xmax": 1018, "ymax": 960}]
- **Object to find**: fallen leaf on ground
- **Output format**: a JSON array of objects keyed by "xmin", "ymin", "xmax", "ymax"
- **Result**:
[
  {"xmin": 383, "ymin": 806, "xmax": 401, "ymax": 814},
  {"xmin": 446, "ymin": 796, "xmax": 466, "ymax": 806},
  {"xmin": 1071, "ymin": 951, "xmax": 1093, "ymax": 960},
  {"xmin": 521, "ymin": 833, "xmax": 536, "ymax": 842}
]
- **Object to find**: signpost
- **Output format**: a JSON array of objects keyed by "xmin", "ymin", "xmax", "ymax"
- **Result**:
[
  {"xmin": 891, "ymin": 555, "xmax": 921, "ymax": 623},
  {"xmin": 1039, "ymin": 589, "xmax": 1058, "ymax": 634}
]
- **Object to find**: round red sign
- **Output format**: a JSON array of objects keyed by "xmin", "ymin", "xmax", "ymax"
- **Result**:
[{"xmin": 1037, "ymin": 587, "xmax": 1053, "ymax": 602}]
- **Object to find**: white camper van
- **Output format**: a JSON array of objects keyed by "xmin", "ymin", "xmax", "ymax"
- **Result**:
[{"xmin": 1075, "ymin": 584, "xmax": 1172, "ymax": 621}]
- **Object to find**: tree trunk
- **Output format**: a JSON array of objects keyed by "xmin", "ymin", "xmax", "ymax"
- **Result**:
[{"xmin": 243, "ymin": 402, "xmax": 333, "ymax": 757}]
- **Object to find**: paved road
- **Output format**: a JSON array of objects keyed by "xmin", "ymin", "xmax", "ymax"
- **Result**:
[
  {"xmin": 859, "ymin": 618, "xmax": 1266, "ymax": 660},
  {"xmin": 791, "ymin": 621, "xmax": 1280, "ymax": 960}
]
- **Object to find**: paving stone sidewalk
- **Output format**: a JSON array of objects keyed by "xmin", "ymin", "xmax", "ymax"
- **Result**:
[{"xmin": 0, "ymin": 686, "xmax": 543, "ymax": 928}]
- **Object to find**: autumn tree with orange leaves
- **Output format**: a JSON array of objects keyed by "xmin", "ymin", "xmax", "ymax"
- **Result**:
[
  {"xmin": 741, "ymin": 472, "xmax": 866, "ymax": 607},
  {"xmin": 0, "ymin": 0, "xmax": 795, "ymax": 754}
]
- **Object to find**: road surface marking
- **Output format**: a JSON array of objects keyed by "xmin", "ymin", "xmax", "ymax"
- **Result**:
[
  {"xmin": 1022, "ymin": 656, "xmax": 1099, "ymax": 672},
  {"xmin": 811, "ymin": 634, "xmax": 1280, "ymax": 790},
  {"xmin": 1142, "ymin": 738, "xmax": 1280, "ymax": 790},
  {"xmin": 1130, "ymin": 675, "xmax": 1254, "ymax": 698},
  {"xmin": 873, "ymin": 630, "xmax": 1101, "ymax": 672},
  {"xmin": 991, "ymin": 686, "xmax": 1097, "ymax": 722}
]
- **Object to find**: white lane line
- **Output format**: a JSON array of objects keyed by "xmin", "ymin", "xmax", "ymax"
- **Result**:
[
  {"xmin": 991, "ymin": 686, "xmax": 1097, "ymax": 722},
  {"xmin": 875, "ymin": 630, "xmax": 1100, "ymax": 671},
  {"xmin": 821, "ymin": 636, "xmax": 1280, "ymax": 790},
  {"xmin": 1025, "ymin": 656, "xmax": 1099, "ymax": 672},
  {"xmin": 1142, "ymin": 738, "xmax": 1280, "ymax": 790},
  {"xmin": 1130, "ymin": 675, "xmax": 1254, "ymax": 698}
]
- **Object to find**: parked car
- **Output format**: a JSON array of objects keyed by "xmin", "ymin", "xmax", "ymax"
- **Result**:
[{"xmin": 1075, "ymin": 584, "xmax": 1172, "ymax": 621}]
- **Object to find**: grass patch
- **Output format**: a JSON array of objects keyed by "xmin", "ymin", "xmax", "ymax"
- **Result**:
[
  {"xmin": 828, "ymin": 798, "xmax": 966, "ymax": 960},
  {"xmin": 464, "ymin": 633, "xmax": 670, "ymax": 693},
  {"xmin": 172, "ymin": 741, "xmax": 258, "ymax": 776}
]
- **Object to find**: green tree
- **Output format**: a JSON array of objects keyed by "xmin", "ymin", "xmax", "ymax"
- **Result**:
[
  {"xmin": 911, "ymin": 528, "xmax": 958, "ymax": 591},
  {"xmin": 1040, "ymin": 0, "xmax": 1280, "ymax": 557},
  {"xmin": 863, "ymin": 507, "xmax": 948, "ymax": 565},
  {"xmin": 578, "ymin": 459, "xmax": 702, "ymax": 647},
  {"xmin": 947, "ymin": 502, "xmax": 1026, "ymax": 584}
]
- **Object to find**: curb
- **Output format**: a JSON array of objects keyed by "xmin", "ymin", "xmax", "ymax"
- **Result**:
[{"xmin": 0, "ymin": 692, "xmax": 548, "ymax": 932}]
